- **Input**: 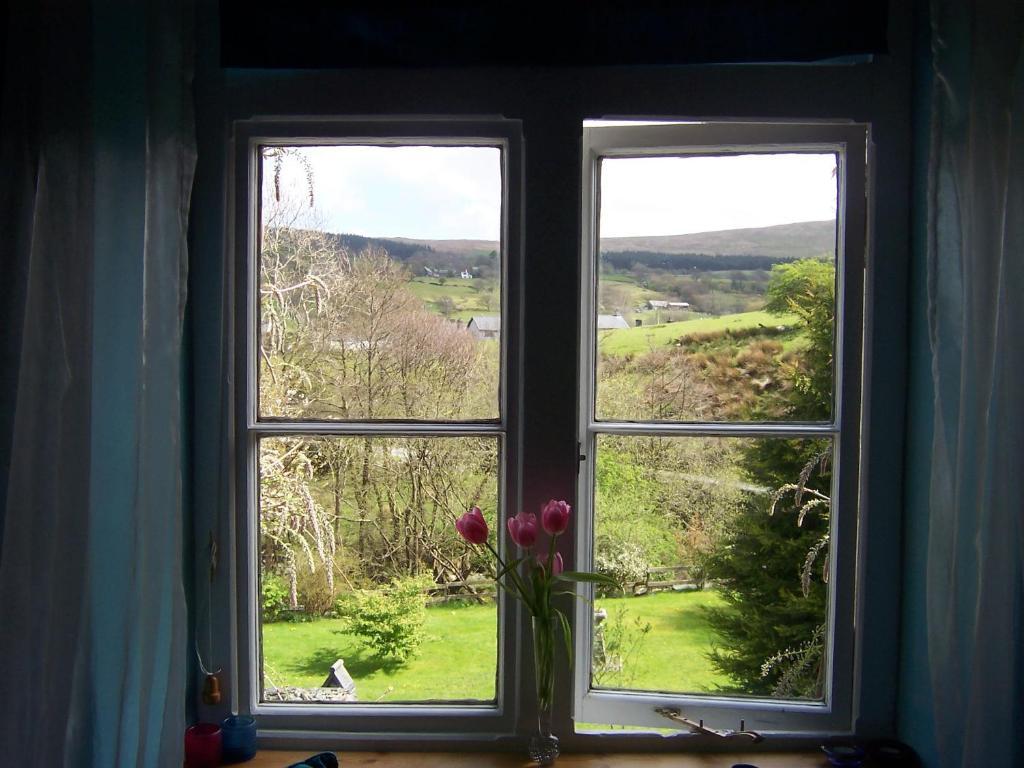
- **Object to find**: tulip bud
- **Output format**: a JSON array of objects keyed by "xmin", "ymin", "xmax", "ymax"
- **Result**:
[
  {"xmin": 455, "ymin": 506, "xmax": 489, "ymax": 545},
  {"xmin": 549, "ymin": 551, "xmax": 564, "ymax": 576},
  {"xmin": 507, "ymin": 511, "xmax": 538, "ymax": 549},
  {"xmin": 536, "ymin": 551, "xmax": 564, "ymax": 577},
  {"xmin": 540, "ymin": 499, "xmax": 571, "ymax": 536}
]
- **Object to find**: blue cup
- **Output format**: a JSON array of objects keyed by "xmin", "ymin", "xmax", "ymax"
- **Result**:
[{"xmin": 220, "ymin": 715, "xmax": 257, "ymax": 763}]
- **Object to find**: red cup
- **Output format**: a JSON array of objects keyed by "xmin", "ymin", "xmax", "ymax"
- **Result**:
[{"xmin": 184, "ymin": 722, "xmax": 222, "ymax": 768}]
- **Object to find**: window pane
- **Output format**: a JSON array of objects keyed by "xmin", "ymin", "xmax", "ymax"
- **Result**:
[
  {"xmin": 258, "ymin": 145, "xmax": 502, "ymax": 421},
  {"xmin": 258, "ymin": 435, "xmax": 499, "ymax": 703},
  {"xmin": 595, "ymin": 153, "xmax": 837, "ymax": 423},
  {"xmin": 590, "ymin": 434, "xmax": 833, "ymax": 701}
]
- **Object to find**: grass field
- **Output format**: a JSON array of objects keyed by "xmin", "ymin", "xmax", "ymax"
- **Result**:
[
  {"xmin": 262, "ymin": 590, "xmax": 728, "ymax": 703},
  {"xmin": 598, "ymin": 310, "xmax": 797, "ymax": 357},
  {"xmin": 406, "ymin": 276, "xmax": 496, "ymax": 321}
]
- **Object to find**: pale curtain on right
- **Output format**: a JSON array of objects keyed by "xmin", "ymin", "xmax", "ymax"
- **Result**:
[{"xmin": 925, "ymin": 2, "xmax": 1024, "ymax": 766}]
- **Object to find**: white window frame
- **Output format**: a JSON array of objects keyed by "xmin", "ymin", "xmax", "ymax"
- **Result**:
[
  {"xmin": 574, "ymin": 121, "xmax": 869, "ymax": 735},
  {"xmin": 232, "ymin": 118, "xmax": 525, "ymax": 740}
]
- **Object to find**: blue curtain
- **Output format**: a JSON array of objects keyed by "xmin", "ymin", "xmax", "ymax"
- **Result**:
[
  {"xmin": 925, "ymin": 1, "xmax": 1024, "ymax": 765},
  {"xmin": 0, "ymin": 1, "xmax": 195, "ymax": 765}
]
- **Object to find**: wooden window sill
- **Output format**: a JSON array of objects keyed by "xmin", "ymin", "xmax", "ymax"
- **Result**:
[{"xmin": 248, "ymin": 751, "xmax": 827, "ymax": 767}]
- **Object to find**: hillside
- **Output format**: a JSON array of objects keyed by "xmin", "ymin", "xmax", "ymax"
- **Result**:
[
  {"xmin": 323, "ymin": 220, "xmax": 835, "ymax": 264},
  {"xmin": 599, "ymin": 220, "xmax": 836, "ymax": 260}
]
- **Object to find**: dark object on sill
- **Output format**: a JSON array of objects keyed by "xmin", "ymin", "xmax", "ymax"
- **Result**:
[
  {"xmin": 866, "ymin": 738, "xmax": 921, "ymax": 767},
  {"xmin": 287, "ymin": 752, "xmax": 339, "ymax": 768},
  {"xmin": 821, "ymin": 740, "xmax": 865, "ymax": 767}
]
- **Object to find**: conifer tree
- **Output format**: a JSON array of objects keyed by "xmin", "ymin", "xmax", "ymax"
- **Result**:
[{"xmin": 705, "ymin": 260, "xmax": 835, "ymax": 697}]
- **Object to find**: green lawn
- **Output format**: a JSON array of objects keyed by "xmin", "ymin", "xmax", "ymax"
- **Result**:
[
  {"xmin": 598, "ymin": 310, "xmax": 797, "ymax": 357},
  {"xmin": 263, "ymin": 600, "xmax": 498, "ymax": 703},
  {"xmin": 262, "ymin": 590, "xmax": 729, "ymax": 703},
  {"xmin": 593, "ymin": 590, "xmax": 729, "ymax": 694}
]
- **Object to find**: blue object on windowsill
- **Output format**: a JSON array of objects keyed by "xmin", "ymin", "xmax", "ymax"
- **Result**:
[
  {"xmin": 287, "ymin": 752, "xmax": 339, "ymax": 768},
  {"xmin": 220, "ymin": 715, "xmax": 257, "ymax": 762},
  {"xmin": 822, "ymin": 742, "xmax": 866, "ymax": 767}
]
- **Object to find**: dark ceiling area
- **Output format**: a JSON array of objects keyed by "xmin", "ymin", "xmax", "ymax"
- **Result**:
[{"xmin": 220, "ymin": 0, "xmax": 888, "ymax": 69}]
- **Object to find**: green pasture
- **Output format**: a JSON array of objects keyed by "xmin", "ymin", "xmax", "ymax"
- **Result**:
[
  {"xmin": 262, "ymin": 590, "xmax": 729, "ymax": 703},
  {"xmin": 406, "ymin": 276, "xmax": 496, "ymax": 320},
  {"xmin": 598, "ymin": 311, "xmax": 797, "ymax": 357}
]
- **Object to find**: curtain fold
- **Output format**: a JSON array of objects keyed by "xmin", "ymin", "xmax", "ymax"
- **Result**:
[
  {"xmin": 0, "ymin": 2, "xmax": 97, "ymax": 764},
  {"xmin": 926, "ymin": 2, "xmax": 1024, "ymax": 766},
  {"xmin": 0, "ymin": 1, "xmax": 195, "ymax": 766}
]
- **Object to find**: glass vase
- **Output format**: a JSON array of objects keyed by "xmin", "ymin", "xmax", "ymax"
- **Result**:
[{"xmin": 527, "ymin": 615, "xmax": 559, "ymax": 765}]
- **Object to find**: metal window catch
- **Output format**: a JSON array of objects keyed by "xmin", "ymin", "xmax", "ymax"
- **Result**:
[{"xmin": 655, "ymin": 707, "xmax": 764, "ymax": 742}]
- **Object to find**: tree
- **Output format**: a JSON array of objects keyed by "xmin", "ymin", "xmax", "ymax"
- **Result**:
[
  {"xmin": 257, "ymin": 172, "xmax": 502, "ymax": 605},
  {"xmin": 704, "ymin": 259, "xmax": 836, "ymax": 697}
]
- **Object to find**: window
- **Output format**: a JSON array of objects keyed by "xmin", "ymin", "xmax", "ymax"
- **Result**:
[
  {"xmin": 575, "ymin": 122, "xmax": 867, "ymax": 733},
  {"xmin": 236, "ymin": 120, "xmax": 523, "ymax": 733},
  {"xmin": 229, "ymin": 117, "xmax": 874, "ymax": 742}
]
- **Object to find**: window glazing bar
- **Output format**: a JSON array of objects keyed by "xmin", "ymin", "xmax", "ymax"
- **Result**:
[
  {"xmin": 248, "ymin": 421, "xmax": 504, "ymax": 436},
  {"xmin": 587, "ymin": 421, "xmax": 839, "ymax": 438}
]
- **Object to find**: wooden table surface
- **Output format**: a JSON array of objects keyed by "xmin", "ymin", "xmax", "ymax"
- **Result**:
[{"xmin": 246, "ymin": 751, "xmax": 829, "ymax": 767}]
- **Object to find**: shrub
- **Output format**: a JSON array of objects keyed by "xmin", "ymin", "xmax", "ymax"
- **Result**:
[
  {"xmin": 295, "ymin": 568, "xmax": 338, "ymax": 617},
  {"xmin": 261, "ymin": 573, "xmax": 290, "ymax": 622},
  {"xmin": 595, "ymin": 542, "xmax": 650, "ymax": 595},
  {"xmin": 592, "ymin": 605, "xmax": 652, "ymax": 687},
  {"xmin": 349, "ymin": 576, "xmax": 431, "ymax": 662}
]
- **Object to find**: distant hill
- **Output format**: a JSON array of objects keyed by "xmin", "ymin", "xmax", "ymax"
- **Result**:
[
  {"xmin": 296, "ymin": 221, "xmax": 834, "ymax": 277},
  {"xmin": 388, "ymin": 237, "xmax": 497, "ymax": 257},
  {"xmin": 383, "ymin": 220, "xmax": 835, "ymax": 262},
  {"xmin": 599, "ymin": 220, "xmax": 836, "ymax": 260}
]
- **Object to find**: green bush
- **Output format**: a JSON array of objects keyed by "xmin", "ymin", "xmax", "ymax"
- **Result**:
[
  {"xmin": 349, "ymin": 576, "xmax": 431, "ymax": 662},
  {"xmin": 595, "ymin": 542, "xmax": 650, "ymax": 595},
  {"xmin": 261, "ymin": 573, "xmax": 290, "ymax": 622},
  {"xmin": 295, "ymin": 568, "xmax": 338, "ymax": 617}
]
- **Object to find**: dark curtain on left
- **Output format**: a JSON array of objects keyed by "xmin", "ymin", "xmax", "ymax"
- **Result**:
[{"xmin": 0, "ymin": 1, "xmax": 195, "ymax": 765}]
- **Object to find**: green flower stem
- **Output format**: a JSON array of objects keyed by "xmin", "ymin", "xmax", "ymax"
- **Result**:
[
  {"xmin": 532, "ymin": 613, "xmax": 556, "ymax": 714},
  {"xmin": 484, "ymin": 538, "xmax": 537, "ymax": 615}
]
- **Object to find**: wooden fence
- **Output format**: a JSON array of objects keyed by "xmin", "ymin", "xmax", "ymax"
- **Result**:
[
  {"xmin": 423, "ymin": 564, "xmax": 697, "ymax": 603},
  {"xmin": 632, "ymin": 564, "xmax": 699, "ymax": 594},
  {"xmin": 424, "ymin": 580, "xmax": 497, "ymax": 605}
]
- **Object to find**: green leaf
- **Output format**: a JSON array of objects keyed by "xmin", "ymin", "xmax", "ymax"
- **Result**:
[
  {"xmin": 494, "ymin": 557, "xmax": 524, "ymax": 582},
  {"xmin": 558, "ymin": 570, "xmax": 620, "ymax": 587},
  {"xmin": 554, "ymin": 608, "xmax": 573, "ymax": 667},
  {"xmin": 553, "ymin": 589, "xmax": 594, "ymax": 606}
]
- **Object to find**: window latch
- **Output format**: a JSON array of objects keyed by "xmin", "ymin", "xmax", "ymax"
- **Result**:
[{"xmin": 655, "ymin": 707, "xmax": 763, "ymax": 742}]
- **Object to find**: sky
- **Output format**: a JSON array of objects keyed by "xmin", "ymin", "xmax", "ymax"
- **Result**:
[{"xmin": 265, "ymin": 146, "xmax": 836, "ymax": 241}]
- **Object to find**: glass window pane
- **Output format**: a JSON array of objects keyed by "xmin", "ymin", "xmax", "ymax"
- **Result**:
[
  {"xmin": 595, "ymin": 153, "xmax": 837, "ymax": 423},
  {"xmin": 258, "ymin": 145, "xmax": 502, "ymax": 421},
  {"xmin": 590, "ymin": 433, "xmax": 833, "ymax": 701},
  {"xmin": 258, "ymin": 435, "xmax": 499, "ymax": 703}
]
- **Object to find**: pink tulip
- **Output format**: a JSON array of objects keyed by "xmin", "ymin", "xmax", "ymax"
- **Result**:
[
  {"xmin": 507, "ymin": 511, "xmax": 538, "ymax": 549},
  {"xmin": 537, "ymin": 551, "xmax": 564, "ymax": 577},
  {"xmin": 540, "ymin": 499, "xmax": 571, "ymax": 536},
  {"xmin": 455, "ymin": 506, "xmax": 489, "ymax": 545}
]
